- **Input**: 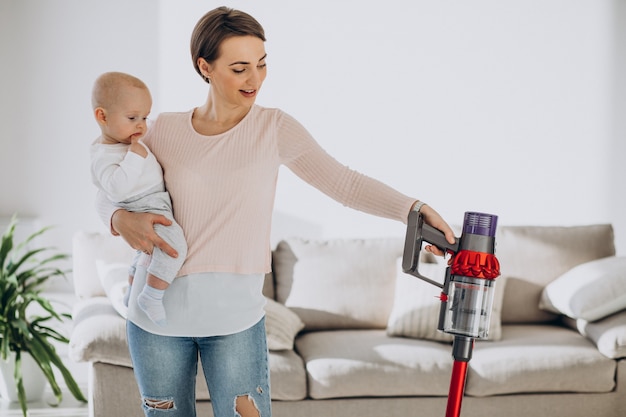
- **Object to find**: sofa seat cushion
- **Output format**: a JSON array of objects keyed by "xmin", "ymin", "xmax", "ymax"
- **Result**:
[
  {"xmin": 268, "ymin": 350, "xmax": 308, "ymax": 401},
  {"xmin": 466, "ymin": 324, "xmax": 617, "ymax": 396},
  {"xmin": 295, "ymin": 330, "xmax": 453, "ymax": 399}
]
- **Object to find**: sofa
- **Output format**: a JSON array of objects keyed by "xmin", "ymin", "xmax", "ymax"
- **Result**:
[{"xmin": 69, "ymin": 222, "xmax": 626, "ymax": 417}]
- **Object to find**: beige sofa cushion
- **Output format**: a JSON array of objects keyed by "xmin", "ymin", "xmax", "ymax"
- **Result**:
[
  {"xmin": 296, "ymin": 325, "xmax": 615, "ymax": 400},
  {"xmin": 295, "ymin": 330, "xmax": 453, "ymax": 399},
  {"xmin": 467, "ymin": 324, "xmax": 616, "ymax": 396},
  {"xmin": 386, "ymin": 261, "xmax": 452, "ymax": 342},
  {"xmin": 264, "ymin": 298, "xmax": 305, "ymax": 350},
  {"xmin": 495, "ymin": 224, "xmax": 615, "ymax": 323},
  {"xmin": 267, "ymin": 350, "xmax": 308, "ymax": 401},
  {"xmin": 274, "ymin": 238, "xmax": 403, "ymax": 330}
]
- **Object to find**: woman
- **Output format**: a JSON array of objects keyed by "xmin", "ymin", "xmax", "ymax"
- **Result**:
[{"xmin": 98, "ymin": 7, "xmax": 455, "ymax": 417}]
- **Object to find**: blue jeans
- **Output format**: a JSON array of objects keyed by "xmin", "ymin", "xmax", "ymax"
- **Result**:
[{"xmin": 127, "ymin": 318, "xmax": 272, "ymax": 417}]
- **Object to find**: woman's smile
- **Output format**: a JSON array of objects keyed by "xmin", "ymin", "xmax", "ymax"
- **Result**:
[{"xmin": 240, "ymin": 89, "xmax": 257, "ymax": 98}]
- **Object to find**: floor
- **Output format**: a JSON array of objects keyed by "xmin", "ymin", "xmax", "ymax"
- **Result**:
[
  {"xmin": 0, "ymin": 360, "xmax": 90, "ymax": 417},
  {"xmin": 0, "ymin": 388, "xmax": 89, "ymax": 417}
]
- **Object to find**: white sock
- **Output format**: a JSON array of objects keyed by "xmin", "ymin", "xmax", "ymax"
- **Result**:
[{"xmin": 137, "ymin": 286, "xmax": 167, "ymax": 326}]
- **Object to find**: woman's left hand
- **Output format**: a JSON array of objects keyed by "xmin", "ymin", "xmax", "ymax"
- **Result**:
[{"xmin": 419, "ymin": 205, "xmax": 456, "ymax": 257}]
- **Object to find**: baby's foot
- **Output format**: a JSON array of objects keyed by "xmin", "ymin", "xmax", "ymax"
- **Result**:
[{"xmin": 137, "ymin": 286, "xmax": 167, "ymax": 326}]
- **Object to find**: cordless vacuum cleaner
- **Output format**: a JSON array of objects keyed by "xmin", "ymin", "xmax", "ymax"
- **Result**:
[{"xmin": 402, "ymin": 211, "xmax": 500, "ymax": 417}]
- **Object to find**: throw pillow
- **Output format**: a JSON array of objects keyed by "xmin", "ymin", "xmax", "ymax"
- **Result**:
[
  {"xmin": 495, "ymin": 224, "xmax": 615, "ymax": 323},
  {"xmin": 539, "ymin": 256, "xmax": 626, "ymax": 322},
  {"xmin": 273, "ymin": 237, "xmax": 403, "ymax": 330},
  {"xmin": 563, "ymin": 310, "xmax": 626, "ymax": 359},
  {"xmin": 387, "ymin": 258, "xmax": 506, "ymax": 342},
  {"xmin": 95, "ymin": 260, "xmax": 129, "ymax": 319},
  {"xmin": 264, "ymin": 298, "xmax": 305, "ymax": 350},
  {"xmin": 387, "ymin": 260, "xmax": 453, "ymax": 342},
  {"xmin": 72, "ymin": 231, "xmax": 135, "ymax": 298}
]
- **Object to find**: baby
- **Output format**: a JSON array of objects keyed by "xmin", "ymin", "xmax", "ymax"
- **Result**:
[{"xmin": 90, "ymin": 72, "xmax": 187, "ymax": 326}]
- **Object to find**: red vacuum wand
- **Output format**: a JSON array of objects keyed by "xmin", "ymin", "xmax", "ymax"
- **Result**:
[{"xmin": 402, "ymin": 211, "xmax": 500, "ymax": 417}]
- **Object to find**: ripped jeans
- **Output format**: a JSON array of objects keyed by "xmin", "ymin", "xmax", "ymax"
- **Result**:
[{"xmin": 127, "ymin": 318, "xmax": 272, "ymax": 417}]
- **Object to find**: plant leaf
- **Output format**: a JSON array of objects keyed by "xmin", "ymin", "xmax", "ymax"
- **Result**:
[{"xmin": 0, "ymin": 215, "xmax": 86, "ymax": 415}]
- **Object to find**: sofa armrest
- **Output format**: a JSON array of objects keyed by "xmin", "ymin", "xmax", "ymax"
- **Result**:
[
  {"xmin": 563, "ymin": 310, "xmax": 626, "ymax": 359},
  {"xmin": 69, "ymin": 297, "xmax": 132, "ymax": 367}
]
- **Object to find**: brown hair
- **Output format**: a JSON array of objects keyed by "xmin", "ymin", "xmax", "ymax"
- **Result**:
[{"xmin": 190, "ymin": 7, "xmax": 266, "ymax": 82}]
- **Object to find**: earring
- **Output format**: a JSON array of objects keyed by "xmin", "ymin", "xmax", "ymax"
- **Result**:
[{"xmin": 203, "ymin": 74, "xmax": 211, "ymax": 84}]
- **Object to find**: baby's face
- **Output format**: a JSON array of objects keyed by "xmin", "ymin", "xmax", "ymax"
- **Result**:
[{"xmin": 102, "ymin": 86, "xmax": 152, "ymax": 144}]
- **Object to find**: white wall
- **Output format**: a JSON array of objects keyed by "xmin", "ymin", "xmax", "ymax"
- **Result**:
[
  {"xmin": 1, "ymin": 0, "xmax": 624, "ymax": 291},
  {"xmin": 0, "ymin": 0, "xmax": 159, "ymax": 289},
  {"xmin": 157, "ymin": 0, "xmax": 626, "ymax": 248},
  {"xmin": 611, "ymin": 0, "xmax": 626, "ymax": 257}
]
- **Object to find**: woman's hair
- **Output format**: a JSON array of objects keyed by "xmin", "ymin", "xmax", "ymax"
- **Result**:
[{"xmin": 190, "ymin": 7, "xmax": 266, "ymax": 81}]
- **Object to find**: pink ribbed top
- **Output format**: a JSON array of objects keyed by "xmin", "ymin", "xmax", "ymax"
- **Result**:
[{"xmin": 143, "ymin": 105, "xmax": 416, "ymax": 276}]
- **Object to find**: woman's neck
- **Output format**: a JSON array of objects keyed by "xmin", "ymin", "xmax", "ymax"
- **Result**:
[{"xmin": 192, "ymin": 98, "xmax": 252, "ymax": 136}]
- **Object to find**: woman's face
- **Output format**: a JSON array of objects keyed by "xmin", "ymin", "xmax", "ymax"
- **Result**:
[{"xmin": 203, "ymin": 35, "xmax": 267, "ymax": 108}]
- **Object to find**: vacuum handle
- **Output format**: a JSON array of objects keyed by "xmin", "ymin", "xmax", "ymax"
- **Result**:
[{"xmin": 402, "ymin": 210, "xmax": 459, "ymax": 288}]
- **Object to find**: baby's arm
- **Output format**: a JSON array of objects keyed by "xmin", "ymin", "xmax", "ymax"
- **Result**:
[
  {"xmin": 129, "ymin": 137, "xmax": 148, "ymax": 158},
  {"xmin": 91, "ymin": 143, "xmax": 148, "ymax": 202}
]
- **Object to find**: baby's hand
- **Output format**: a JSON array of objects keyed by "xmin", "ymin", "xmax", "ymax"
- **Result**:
[{"xmin": 129, "ymin": 137, "xmax": 148, "ymax": 158}]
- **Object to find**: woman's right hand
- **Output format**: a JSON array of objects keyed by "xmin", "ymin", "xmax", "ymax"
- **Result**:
[{"xmin": 111, "ymin": 210, "xmax": 178, "ymax": 258}]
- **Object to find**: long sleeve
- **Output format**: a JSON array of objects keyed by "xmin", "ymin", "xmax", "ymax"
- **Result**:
[
  {"xmin": 91, "ymin": 142, "xmax": 164, "ymax": 203},
  {"xmin": 91, "ymin": 146, "xmax": 145, "ymax": 202},
  {"xmin": 95, "ymin": 189, "xmax": 119, "ymax": 235},
  {"xmin": 277, "ymin": 112, "xmax": 415, "ymax": 224},
  {"xmin": 126, "ymin": 106, "xmax": 415, "ymax": 275}
]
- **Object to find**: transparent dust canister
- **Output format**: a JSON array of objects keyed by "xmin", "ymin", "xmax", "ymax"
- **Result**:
[{"xmin": 443, "ymin": 276, "xmax": 496, "ymax": 339}]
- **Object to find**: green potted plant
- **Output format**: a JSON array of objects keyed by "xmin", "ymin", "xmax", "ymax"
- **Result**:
[{"xmin": 0, "ymin": 215, "xmax": 86, "ymax": 416}]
